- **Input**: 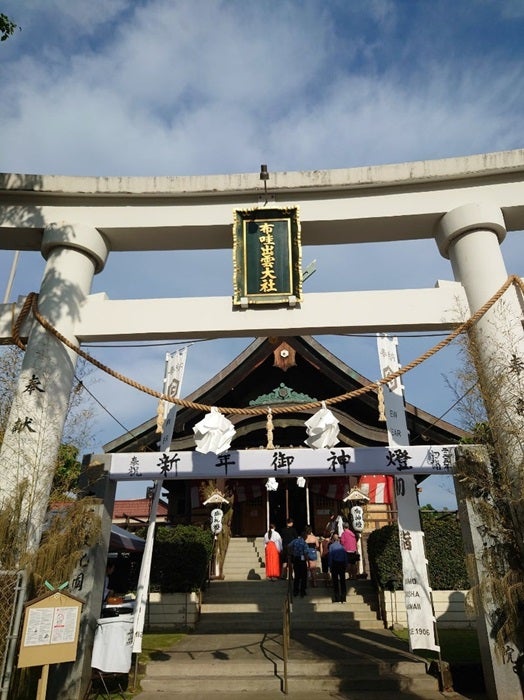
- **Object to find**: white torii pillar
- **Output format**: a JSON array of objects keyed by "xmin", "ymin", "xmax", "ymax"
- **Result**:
[
  {"xmin": 436, "ymin": 203, "xmax": 524, "ymax": 500},
  {"xmin": 0, "ymin": 222, "xmax": 108, "ymax": 552},
  {"xmin": 436, "ymin": 203, "xmax": 524, "ymax": 700}
]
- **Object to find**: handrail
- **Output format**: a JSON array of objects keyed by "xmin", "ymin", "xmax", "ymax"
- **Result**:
[
  {"xmin": 202, "ymin": 536, "xmax": 218, "ymax": 591},
  {"xmin": 282, "ymin": 590, "xmax": 291, "ymax": 694}
]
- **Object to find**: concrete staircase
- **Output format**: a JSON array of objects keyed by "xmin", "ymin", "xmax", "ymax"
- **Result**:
[
  {"xmin": 221, "ymin": 535, "xmax": 266, "ymax": 581},
  {"xmin": 200, "ymin": 537, "xmax": 384, "ymax": 633},
  {"xmin": 135, "ymin": 537, "xmax": 470, "ymax": 698},
  {"xmin": 198, "ymin": 536, "xmax": 285, "ymax": 633}
]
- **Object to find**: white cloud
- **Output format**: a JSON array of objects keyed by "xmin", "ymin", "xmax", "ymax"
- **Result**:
[{"xmin": 3, "ymin": 1, "xmax": 524, "ymax": 177}]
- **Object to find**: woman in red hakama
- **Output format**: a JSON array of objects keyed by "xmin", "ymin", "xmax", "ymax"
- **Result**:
[{"xmin": 264, "ymin": 524, "xmax": 282, "ymax": 580}]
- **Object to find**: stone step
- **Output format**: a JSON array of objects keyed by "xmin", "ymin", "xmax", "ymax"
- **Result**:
[
  {"xmin": 203, "ymin": 596, "xmax": 378, "ymax": 612},
  {"xmin": 140, "ymin": 678, "xmax": 439, "ymax": 695},
  {"xmin": 222, "ymin": 563, "xmax": 264, "ymax": 570},
  {"xmin": 221, "ymin": 573, "xmax": 266, "ymax": 581},
  {"xmin": 227, "ymin": 538, "xmax": 264, "ymax": 547},
  {"xmin": 275, "ymin": 674, "xmax": 439, "ymax": 694},
  {"xmin": 196, "ymin": 617, "xmax": 284, "ymax": 633},
  {"xmin": 225, "ymin": 548, "xmax": 263, "ymax": 554},
  {"xmin": 201, "ymin": 601, "xmax": 379, "ymax": 619},
  {"xmin": 223, "ymin": 549, "xmax": 262, "ymax": 557},
  {"xmin": 140, "ymin": 664, "xmax": 437, "ymax": 694},
  {"xmin": 313, "ymin": 600, "xmax": 378, "ymax": 612},
  {"xmin": 196, "ymin": 615, "xmax": 386, "ymax": 633},
  {"xmin": 134, "ymin": 692, "xmax": 462, "ymax": 700},
  {"xmin": 201, "ymin": 603, "xmax": 285, "ymax": 613},
  {"xmin": 140, "ymin": 675, "xmax": 282, "ymax": 694},
  {"xmin": 145, "ymin": 656, "xmax": 430, "ymax": 679}
]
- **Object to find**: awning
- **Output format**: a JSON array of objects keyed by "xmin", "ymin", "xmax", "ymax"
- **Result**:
[{"xmin": 110, "ymin": 525, "xmax": 145, "ymax": 552}]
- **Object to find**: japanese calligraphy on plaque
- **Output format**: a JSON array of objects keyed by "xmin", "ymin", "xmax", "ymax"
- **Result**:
[{"xmin": 233, "ymin": 207, "xmax": 302, "ymax": 306}]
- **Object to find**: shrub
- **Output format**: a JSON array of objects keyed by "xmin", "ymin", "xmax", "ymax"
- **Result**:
[
  {"xmin": 150, "ymin": 525, "xmax": 214, "ymax": 593},
  {"xmin": 367, "ymin": 524, "xmax": 402, "ymax": 589},
  {"xmin": 367, "ymin": 513, "xmax": 469, "ymax": 590},
  {"xmin": 422, "ymin": 513, "xmax": 469, "ymax": 589}
]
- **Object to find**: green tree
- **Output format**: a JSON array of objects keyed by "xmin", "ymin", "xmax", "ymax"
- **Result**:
[
  {"xmin": 0, "ymin": 12, "xmax": 18, "ymax": 42},
  {"xmin": 53, "ymin": 443, "xmax": 81, "ymax": 498}
]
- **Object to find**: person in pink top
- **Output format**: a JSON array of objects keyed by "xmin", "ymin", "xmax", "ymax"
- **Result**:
[{"xmin": 340, "ymin": 522, "xmax": 359, "ymax": 580}]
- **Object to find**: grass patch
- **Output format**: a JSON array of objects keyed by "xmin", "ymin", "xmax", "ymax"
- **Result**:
[
  {"xmin": 392, "ymin": 628, "xmax": 481, "ymax": 664},
  {"xmin": 115, "ymin": 632, "xmax": 187, "ymax": 699},
  {"xmin": 138, "ymin": 632, "xmax": 186, "ymax": 665}
]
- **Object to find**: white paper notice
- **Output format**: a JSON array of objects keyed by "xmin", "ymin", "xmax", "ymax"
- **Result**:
[{"xmin": 24, "ymin": 606, "xmax": 78, "ymax": 646}]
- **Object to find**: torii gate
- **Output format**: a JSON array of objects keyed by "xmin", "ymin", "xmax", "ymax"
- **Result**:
[{"xmin": 1, "ymin": 150, "xmax": 524, "ymax": 699}]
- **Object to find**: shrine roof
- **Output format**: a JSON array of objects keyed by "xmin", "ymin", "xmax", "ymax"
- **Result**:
[{"xmin": 104, "ymin": 335, "xmax": 469, "ymax": 454}]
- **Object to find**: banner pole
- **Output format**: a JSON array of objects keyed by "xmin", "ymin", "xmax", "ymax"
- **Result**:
[{"xmin": 132, "ymin": 348, "xmax": 187, "ymax": 655}]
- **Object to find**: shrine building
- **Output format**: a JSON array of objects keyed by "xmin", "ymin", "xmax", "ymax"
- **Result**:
[{"xmin": 104, "ymin": 335, "xmax": 467, "ymax": 540}]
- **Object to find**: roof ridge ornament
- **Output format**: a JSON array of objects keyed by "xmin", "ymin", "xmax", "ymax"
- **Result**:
[{"xmin": 249, "ymin": 382, "xmax": 316, "ymax": 406}]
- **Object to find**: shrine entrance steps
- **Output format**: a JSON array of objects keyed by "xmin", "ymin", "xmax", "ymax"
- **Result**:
[{"xmin": 134, "ymin": 538, "xmax": 484, "ymax": 699}]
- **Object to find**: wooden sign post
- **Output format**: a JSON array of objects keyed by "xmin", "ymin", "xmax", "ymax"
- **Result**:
[{"xmin": 18, "ymin": 590, "xmax": 83, "ymax": 700}]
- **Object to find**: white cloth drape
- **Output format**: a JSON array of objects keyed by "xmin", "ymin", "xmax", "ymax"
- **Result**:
[
  {"xmin": 193, "ymin": 406, "xmax": 236, "ymax": 454},
  {"xmin": 304, "ymin": 402, "xmax": 340, "ymax": 449}
]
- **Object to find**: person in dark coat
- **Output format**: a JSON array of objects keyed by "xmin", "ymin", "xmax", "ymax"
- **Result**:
[
  {"xmin": 324, "ymin": 511, "xmax": 337, "ymax": 537},
  {"xmin": 280, "ymin": 518, "xmax": 298, "ymax": 579},
  {"xmin": 328, "ymin": 533, "xmax": 348, "ymax": 603},
  {"xmin": 289, "ymin": 531, "xmax": 310, "ymax": 597}
]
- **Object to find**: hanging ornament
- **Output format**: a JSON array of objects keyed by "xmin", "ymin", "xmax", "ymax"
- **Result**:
[
  {"xmin": 265, "ymin": 477, "xmax": 279, "ymax": 491},
  {"xmin": 155, "ymin": 398, "xmax": 165, "ymax": 434},
  {"xmin": 377, "ymin": 384, "xmax": 386, "ymax": 422},
  {"xmin": 193, "ymin": 407, "xmax": 236, "ymax": 455},
  {"xmin": 266, "ymin": 407, "xmax": 274, "ymax": 449},
  {"xmin": 296, "ymin": 476, "xmax": 306, "ymax": 488},
  {"xmin": 304, "ymin": 401, "xmax": 340, "ymax": 449}
]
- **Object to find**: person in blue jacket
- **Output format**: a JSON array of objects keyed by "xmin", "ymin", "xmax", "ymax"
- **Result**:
[{"xmin": 288, "ymin": 531, "xmax": 310, "ymax": 597}]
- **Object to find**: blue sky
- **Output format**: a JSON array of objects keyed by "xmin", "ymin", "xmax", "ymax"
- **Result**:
[{"xmin": 1, "ymin": 0, "xmax": 524, "ymax": 507}]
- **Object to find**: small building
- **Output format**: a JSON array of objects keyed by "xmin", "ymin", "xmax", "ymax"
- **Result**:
[{"xmin": 112, "ymin": 497, "xmax": 169, "ymax": 531}]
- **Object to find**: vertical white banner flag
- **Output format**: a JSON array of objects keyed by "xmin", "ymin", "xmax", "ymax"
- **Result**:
[
  {"xmin": 132, "ymin": 348, "xmax": 187, "ymax": 654},
  {"xmin": 377, "ymin": 334, "xmax": 439, "ymax": 652},
  {"xmin": 159, "ymin": 347, "xmax": 188, "ymax": 452}
]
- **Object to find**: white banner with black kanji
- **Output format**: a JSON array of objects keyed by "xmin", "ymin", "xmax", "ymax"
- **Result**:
[
  {"xmin": 377, "ymin": 333, "xmax": 439, "ymax": 652},
  {"xmin": 107, "ymin": 444, "xmax": 456, "ymax": 482}
]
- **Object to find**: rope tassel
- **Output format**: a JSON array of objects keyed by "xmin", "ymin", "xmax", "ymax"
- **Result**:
[
  {"xmin": 377, "ymin": 385, "xmax": 386, "ymax": 422},
  {"xmin": 266, "ymin": 408, "xmax": 274, "ymax": 449},
  {"xmin": 155, "ymin": 398, "xmax": 165, "ymax": 434}
]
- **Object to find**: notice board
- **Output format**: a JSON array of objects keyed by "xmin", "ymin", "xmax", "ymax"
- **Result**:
[{"xmin": 18, "ymin": 590, "xmax": 83, "ymax": 668}]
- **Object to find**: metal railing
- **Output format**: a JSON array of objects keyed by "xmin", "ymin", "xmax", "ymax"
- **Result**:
[{"xmin": 282, "ymin": 589, "xmax": 291, "ymax": 694}]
